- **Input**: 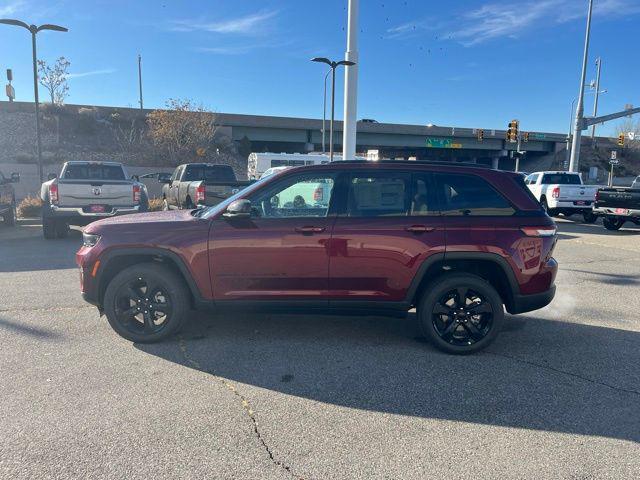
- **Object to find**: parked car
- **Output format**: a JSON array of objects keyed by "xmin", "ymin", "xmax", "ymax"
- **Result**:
[
  {"xmin": 592, "ymin": 184, "xmax": 640, "ymax": 230},
  {"xmin": 40, "ymin": 161, "xmax": 148, "ymax": 239},
  {"xmin": 77, "ymin": 160, "xmax": 558, "ymax": 354},
  {"xmin": 524, "ymin": 171, "xmax": 599, "ymax": 223},
  {"xmin": 0, "ymin": 170, "xmax": 20, "ymax": 226},
  {"xmin": 160, "ymin": 163, "xmax": 251, "ymax": 210}
]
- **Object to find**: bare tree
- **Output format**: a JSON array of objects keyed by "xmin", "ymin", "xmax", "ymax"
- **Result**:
[
  {"xmin": 615, "ymin": 118, "xmax": 640, "ymax": 151},
  {"xmin": 37, "ymin": 57, "xmax": 70, "ymax": 105},
  {"xmin": 109, "ymin": 112, "xmax": 146, "ymax": 154}
]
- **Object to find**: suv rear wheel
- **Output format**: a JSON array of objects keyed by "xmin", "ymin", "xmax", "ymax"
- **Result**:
[
  {"xmin": 418, "ymin": 273, "xmax": 504, "ymax": 354},
  {"xmin": 103, "ymin": 263, "xmax": 190, "ymax": 343},
  {"xmin": 2, "ymin": 203, "xmax": 16, "ymax": 226}
]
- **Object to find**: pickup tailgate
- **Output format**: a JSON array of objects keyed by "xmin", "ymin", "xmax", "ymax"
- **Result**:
[
  {"xmin": 553, "ymin": 184, "xmax": 597, "ymax": 204},
  {"xmin": 595, "ymin": 187, "xmax": 640, "ymax": 210},
  {"xmin": 57, "ymin": 180, "xmax": 135, "ymax": 207}
]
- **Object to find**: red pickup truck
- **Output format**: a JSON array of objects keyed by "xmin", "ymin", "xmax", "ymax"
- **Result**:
[{"xmin": 77, "ymin": 161, "xmax": 558, "ymax": 354}]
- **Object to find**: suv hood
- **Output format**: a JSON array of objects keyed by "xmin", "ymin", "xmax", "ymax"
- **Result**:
[{"xmin": 85, "ymin": 209, "xmax": 198, "ymax": 233}]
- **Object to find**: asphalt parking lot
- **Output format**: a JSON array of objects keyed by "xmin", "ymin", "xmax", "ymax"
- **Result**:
[{"xmin": 1, "ymin": 218, "xmax": 639, "ymax": 479}]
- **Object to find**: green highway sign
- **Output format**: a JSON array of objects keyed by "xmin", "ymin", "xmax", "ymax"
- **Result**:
[{"xmin": 426, "ymin": 138, "xmax": 462, "ymax": 149}]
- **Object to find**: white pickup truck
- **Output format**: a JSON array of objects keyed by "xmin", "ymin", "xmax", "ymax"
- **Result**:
[
  {"xmin": 524, "ymin": 171, "xmax": 599, "ymax": 223},
  {"xmin": 40, "ymin": 161, "xmax": 148, "ymax": 239}
]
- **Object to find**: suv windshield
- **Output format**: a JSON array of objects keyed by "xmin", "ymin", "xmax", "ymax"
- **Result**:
[
  {"xmin": 63, "ymin": 164, "xmax": 125, "ymax": 180},
  {"xmin": 184, "ymin": 165, "xmax": 236, "ymax": 182},
  {"xmin": 541, "ymin": 173, "xmax": 581, "ymax": 185}
]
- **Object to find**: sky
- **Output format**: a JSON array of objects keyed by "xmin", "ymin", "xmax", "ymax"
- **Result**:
[{"xmin": 1, "ymin": 0, "xmax": 639, "ymax": 136}]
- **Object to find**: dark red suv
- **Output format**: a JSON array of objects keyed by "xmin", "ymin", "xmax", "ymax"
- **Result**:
[{"xmin": 77, "ymin": 161, "xmax": 557, "ymax": 354}]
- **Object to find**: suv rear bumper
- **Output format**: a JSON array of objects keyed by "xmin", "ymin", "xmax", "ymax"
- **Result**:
[{"xmin": 509, "ymin": 285, "xmax": 556, "ymax": 314}]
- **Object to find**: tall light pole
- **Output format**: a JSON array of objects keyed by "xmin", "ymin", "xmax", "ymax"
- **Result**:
[
  {"xmin": 0, "ymin": 19, "xmax": 68, "ymax": 183},
  {"xmin": 568, "ymin": 0, "xmax": 593, "ymax": 174},
  {"xmin": 138, "ymin": 54, "xmax": 144, "ymax": 110},
  {"xmin": 591, "ymin": 57, "xmax": 602, "ymax": 141},
  {"xmin": 566, "ymin": 88, "xmax": 607, "ymax": 167},
  {"xmin": 311, "ymin": 57, "xmax": 355, "ymax": 161},
  {"xmin": 321, "ymin": 69, "xmax": 330, "ymax": 153},
  {"xmin": 342, "ymin": 0, "xmax": 359, "ymax": 161}
]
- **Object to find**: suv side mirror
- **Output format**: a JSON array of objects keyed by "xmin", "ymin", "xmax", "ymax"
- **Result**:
[
  {"xmin": 10, "ymin": 172, "xmax": 20, "ymax": 183},
  {"xmin": 47, "ymin": 173, "xmax": 57, "ymax": 181},
  {"xmin": 223, "ymin": 199, "xmax": 252, "ymax": 219},
  {"xmin": 158, "ymin": 173, "xmax": 172, "ymax": 184}
]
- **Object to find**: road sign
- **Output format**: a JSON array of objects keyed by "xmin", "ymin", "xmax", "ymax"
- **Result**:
[
  {"xmin": 426, "ymin": 138, "xmax": 462, "ymax": 149},
  {"xmin": 628, "ymin": 132, "xmax": 636, "ymax": 141},
  {"xmin": 610, "ymin": 159, "xmax": 619, "ymax": 165},
  {"xmin": 610, "ymin": 151, "xmax": 617, "ymax": 160}
]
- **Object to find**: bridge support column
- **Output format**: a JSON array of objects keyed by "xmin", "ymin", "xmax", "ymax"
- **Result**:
[{"xmin": 491, "ymin": 157, "xmax": 499, "ymax": 169}]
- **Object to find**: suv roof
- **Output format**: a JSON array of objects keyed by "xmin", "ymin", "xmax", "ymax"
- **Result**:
[{"xmin": 337, "ymin": 160, "xmax": 491, "ymax": 169}]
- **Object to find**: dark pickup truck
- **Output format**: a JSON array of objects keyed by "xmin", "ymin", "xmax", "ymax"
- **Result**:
[
  {"xmin": 593, "ymin": 185, "xmax": 640, "ymax": 230},
  {"xmin": 0, "ymin": 170, "xmax": 20, "ymax": 226},
  {"xmin": 159, "ymin": 163, "xmax": 251, "ymax": 210}
]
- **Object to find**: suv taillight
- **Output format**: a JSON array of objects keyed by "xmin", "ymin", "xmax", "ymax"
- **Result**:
[
  {"xmin": 551, "ymin": 187, "xmax": 560, "ymax": 199},
  {"xmin": 313, "ymin": 186, "xmax": 323, "ymax": 202},
  {"xmin": 49, "ymin": 183, "xmax": 58, "ymax": 204},
  {"xmin": 195, "ymin": 184, "xmax": 206, "ymax": 203},
  {"xmin": 133, "ymin": 185, "xmax": 141, "ymax": 203},
  {"xmin": 521, "ymin": 226, "xmax": 557, "ymax": 237}
]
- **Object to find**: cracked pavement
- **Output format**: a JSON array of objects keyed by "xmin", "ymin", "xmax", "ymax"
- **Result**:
[{"xmin": 1, "ymin": 218, "xmax": 639, "ymax": 479}]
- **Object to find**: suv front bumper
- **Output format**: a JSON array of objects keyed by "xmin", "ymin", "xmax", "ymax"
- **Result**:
[{"xmin": 509, "ymin": 285, "xmax": 556, "ymax": 314}]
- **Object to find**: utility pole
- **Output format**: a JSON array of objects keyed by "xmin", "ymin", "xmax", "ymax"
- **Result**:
[
  {"xmin": 591, "ymin": 57, "xmax": 602, "ymax": 141},
  {"xmin": 568, "ymin": 0, "xmax": 593, "ymax": 173},
  {"xmin": 342, "ymin": 0, "xmax": 359, "ymax": 160},
  {"xmin": 137, "ymin": 54, "xmax": 143, "ymax": 110}
]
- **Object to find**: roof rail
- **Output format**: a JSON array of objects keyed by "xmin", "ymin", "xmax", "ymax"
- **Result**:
[{"xmin": 336, "ymin": 159, "xmax": 491, "ymax": 169}]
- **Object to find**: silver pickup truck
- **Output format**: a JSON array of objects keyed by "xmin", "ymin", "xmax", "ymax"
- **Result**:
[{"xmin": 40, "ymin": 161, "xmax": 148, "ymax": 239}]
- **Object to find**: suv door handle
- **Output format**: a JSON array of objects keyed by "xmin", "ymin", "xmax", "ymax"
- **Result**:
[
  {"xmin": 405, "ymin": 225, "xmax": 435, "ymax": 233},
  {"xmin": 295, "ymin": 226, "xmax": 326, "ymax": 234}
]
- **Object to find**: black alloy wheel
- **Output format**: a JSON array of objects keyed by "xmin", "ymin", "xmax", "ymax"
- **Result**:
[
  {"xmin": 418, "ymin": 273, "xmax": 504, "ymax": 354},
  {"xmin": 104, "ymin": 263, "xmax": 190, "ymax": 343},
  {"xmin": 603, "ymin": 217, "xmax": 624, "ymax": 231}
]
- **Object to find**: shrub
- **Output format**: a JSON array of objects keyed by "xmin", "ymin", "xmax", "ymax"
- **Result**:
[
  {"xmin": 148, "ymin": 197, "xmax": 164, "ymax": 211},
  {"xmin": 17, "ymin": 195, "xmax": 43, "ymax": 218}
]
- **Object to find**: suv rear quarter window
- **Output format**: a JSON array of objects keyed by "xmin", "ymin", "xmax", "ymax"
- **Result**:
[{"xmin": 435, "ymin": 173, "xmax": 515, "ymax": 216}]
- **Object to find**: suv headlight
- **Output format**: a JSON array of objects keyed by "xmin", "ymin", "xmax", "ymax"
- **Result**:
[{"xmin": 82, "ymin": 233, "xmax": 101, "ymax": 247}]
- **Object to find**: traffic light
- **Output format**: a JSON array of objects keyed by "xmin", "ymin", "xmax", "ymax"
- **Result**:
[
  {"xmin": 618, "ymin": 134, "xmax": 625, "ymax": 147},
  {"xmin": 523, "ymin": 132, "xmax": 530, "ymax": 142},
  {"xmin": 507, "ymin": 120, "xmax": 519, "ymax": 142},
  {"xmin": 477, "ymin": 129, "xmax": 484, "ymax": 142}
]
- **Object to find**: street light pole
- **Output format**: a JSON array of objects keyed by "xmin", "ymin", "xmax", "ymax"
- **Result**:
[
  {"xmin": 322, "ymin": 69, "xmax": 330, "ymax": 153},
  {"xmin": 568, "ymin": 0, "xmax": 593, "ymax": 173},
  {"xmin": 342, "ymin": 0, "xmax": 359, "ymax": 161},
  {"xmin": 311, "ymin": 57, "xmax": 356, "ymax": 162},
  {"xmin": 138, "ymin": 54, "xmax": 144, "ymax": 110},
  {"xmin": 591, "ymin": 56, "xmax": 602, "ymax": 141},
  {"xmin": 0, "ymin": 19, "xmax": 68, "ymax": 183}
]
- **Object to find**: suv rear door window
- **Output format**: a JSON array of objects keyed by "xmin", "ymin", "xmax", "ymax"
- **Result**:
[
  {"xmin": 63, "ymin": 164, "xmax": 125, "ymax": 180},
  {"xmin": 435, "ymin": 173, "xmax": 515, "ymax": 216},
  {"xmin": 347, "ymin": 173, "xmax": 410, "ymax": 217}
]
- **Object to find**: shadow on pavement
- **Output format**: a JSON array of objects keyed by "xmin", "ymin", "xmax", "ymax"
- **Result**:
[
  {"xmin": 555, "ymin": 218, "xmax": 640, "ymax": 236},
  {"xmin": 0, "ymin": 229, "xmax": 81, "ymax": 273},
  {"xmin": 136, "ymin": 311, "xmax": 640, "ymax": 443},
  {"xmin": 563, "ymin": 269, "xmax": 640, "ymax": 286},
  {"xmin": 0, "ymin": 316, "xmax": 64, "ymax": 340}
]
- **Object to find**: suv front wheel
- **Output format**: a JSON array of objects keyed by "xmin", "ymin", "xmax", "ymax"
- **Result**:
[
  {"xmin": 103, "ymin": 263, "xmax": 190, "ymax": 343},
  {"xmin": 418, "ymin": 273, "xmax": 504, "ymax": 354}
]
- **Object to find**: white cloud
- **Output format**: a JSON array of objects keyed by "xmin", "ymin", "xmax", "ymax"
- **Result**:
[
  {"xmin": 170, "ymin": 10, "xmax": 278, "ymax": 35},
  {"xmin": 383, "ymin": 0, "xmax": 640, "ymax": 47},
  {"xmin": 0, "ymin": 0, "xmax": 25, "ymax": 16},
  {"xmin": 66, "ymin": 69, "xmax": 116, "ymax": 79}
]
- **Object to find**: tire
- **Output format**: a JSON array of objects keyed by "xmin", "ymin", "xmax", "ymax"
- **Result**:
[
  {"xmin": 2, "ymin": 203, "xmax": 16, "ymax": 227},
  {"xmin": 582, "ymin": 211, "xmax": 598, "ymax": 224},
  {"xmin": 541, "ymin": 198, "xmax": 556, "ymax": 216},
  {"xmin": 103, "ymin": 263, "xmax": 191, "ymax": 343},
  {"xmin": 139, "ymin": 191, "xmax": 149, "ymax": 213},
  {"xmin": 55, "ymin": 220, "xmax": 69, "ymax": 238},
  {"xmin": 162, "ymin": 198, "xmax": 170, "ymax": 211},
  {"xmin": 417, "ymin": 273, "xmax": 504, "ymax": 355},
  {"xmin": 603, "ymin": 217, "xmax": 624, "ymax": 231},
  {"xmin": 43, "ymin": 216, "xmax": 56, "ymax": 239}
]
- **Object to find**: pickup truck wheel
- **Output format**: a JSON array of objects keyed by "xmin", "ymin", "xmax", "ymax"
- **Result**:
[
  {"xmin": 55, "ymin": 221, "xmax": 69, "ymax": 238},
  {"xmin": 162, "ymin": 198, "xmax": 169, "ymax": 211},
  {"xmin": 42, "ymin": 216, "xmax": 57, "ymax": 239},
  {"xmin": 2, "ymin": 203, "xmax": 16, "ymax": 227},
  {"xmin": 603, "ymin": 217, "xmax": 624, "ymax": 231},
  {"xmin": 582, "ymin": 212, "xmax": 598, "ymax": 223},
  {"xmin": 104, "ymin": 263, "xmax": 190, "ymax": 343},
  {"xmin": 540, "ymin": 198, "xmax": 555, "ymax": 216},
  {"xmin": 418, "ymin": 273, "xmax": 504, "ymax": 355}
]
